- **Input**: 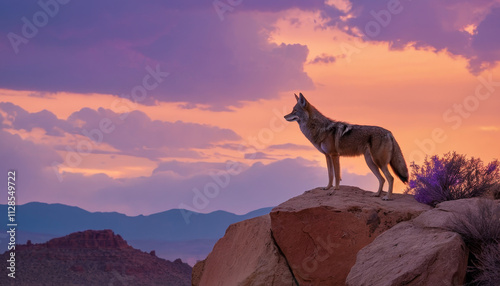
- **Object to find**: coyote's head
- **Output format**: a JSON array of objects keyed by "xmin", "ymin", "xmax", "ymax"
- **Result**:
[{"xmin": 284, "ymin": 93, "xmax": 309, "ymax": 123}]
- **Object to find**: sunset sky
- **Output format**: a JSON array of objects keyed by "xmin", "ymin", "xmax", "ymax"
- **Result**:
[{"xmin": 1, "ymin": 0, "xmax": 499, "ymax": 216}]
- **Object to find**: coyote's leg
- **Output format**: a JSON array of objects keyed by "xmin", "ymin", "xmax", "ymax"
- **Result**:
[
  {"xmin": 332, "ymin": 154, "xmax": 341, "ymax": 190},
  {"xmin": 364, "ymin": 150, "xmax": 385, "ymax": 197},
  {"xmin": 380, "ymin": 165, "xmax": 394, "ymax": 201},
  {"xmin": 322, "ymin": 154, "xmax": 334, "ymax": 191}
]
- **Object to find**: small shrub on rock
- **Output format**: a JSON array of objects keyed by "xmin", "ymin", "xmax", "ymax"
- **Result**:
[{"xmin": 405, "ymin": 152, "xmax": 500, "ymax": 207}]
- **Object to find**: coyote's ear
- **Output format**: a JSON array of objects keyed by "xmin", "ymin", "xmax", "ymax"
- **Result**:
[
  {"xmin": 294, "ymin": 93, "xmax": 299, "ymax": 101},
  {"xmin": 298, "ymin": 93, "xmax": 307, "ymax": 107}
]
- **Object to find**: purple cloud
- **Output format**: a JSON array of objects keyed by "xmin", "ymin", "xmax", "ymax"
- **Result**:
[
  {"xmin": 0, "ymin": 103, "xmax": 240, "ymax": 159},
  {"xmin": 322, "ymin": 0, "xmax": 500, "ymax": 73},
  {"xmin": 309, "ymin": 54, "xmax": 336, "ymax": 64},
  {"xmin": 244, "ymin": 151, "xmax": 274, "ymax": 160},
  {"xmin": 239, "ymin": 0, "xmax": 327, "ymax": 12},
  {"xmin": 67, "ymin": 108, "xmax": 240, "ymax": 151},
  {"xmin": 267, "ymin": 143, "xmax": 314, "ymax": 151},
  {"xmin": 0, "ymin": 1, "xmax": 316, "ymax": 109},
  {"xmin": 1, "ymin": 0, "xmax": 498, "ymax": 107},
  {"xmin": 0, "ymin": 102, "xmax": 70, "ymax": 136},
  {"xmin": 153, "ymin": 160, "xmax": 248, "ymax": 177},
  {"xmin": 470, "ymin": 7, "xmax": 500, "ymax": 73},
  {"xmin": 0, "ymin": 130, "xmax": 63, "ymax": 203}
]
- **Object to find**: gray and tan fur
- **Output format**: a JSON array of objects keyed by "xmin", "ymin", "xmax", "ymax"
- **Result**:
[{"xmin": 284, "ymin": 93, "xmax": 408, "ymax": 200}]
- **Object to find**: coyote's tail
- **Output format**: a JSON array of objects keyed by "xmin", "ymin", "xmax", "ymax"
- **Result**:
[{"xmin": 389, "ymin": 135, "xmax": 409, "ymax": 183}]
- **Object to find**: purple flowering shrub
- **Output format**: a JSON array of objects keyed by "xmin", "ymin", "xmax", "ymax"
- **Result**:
[{"xmin": 405, "ymin": 152, "xmax": 500, "ymax": 206}]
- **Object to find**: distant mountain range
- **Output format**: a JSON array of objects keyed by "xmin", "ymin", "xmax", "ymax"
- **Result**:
[{"xmin": 0, "ymin": 202, "xmax": 273, "ymax": 265}]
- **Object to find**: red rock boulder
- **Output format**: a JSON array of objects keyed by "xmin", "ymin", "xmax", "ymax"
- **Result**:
[
  {"xmin": 193, "ymin": 215, "xmax": 295, "ymax": 286},
  {"xmin": 270, "ymin": 186, "xmax": 430, "ymax": 285}
]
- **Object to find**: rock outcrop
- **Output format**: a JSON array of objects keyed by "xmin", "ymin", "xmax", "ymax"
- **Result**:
[
  {"xmin": 1, "ymin": 229, "xmax": 192, "ymax": 286},
  {"xmin": 44, "ymin": 229, "xmax": 132, "ymax": 249},
  {"xmin": 346, "ymin": 222, "xmax": 467, "ymax": 285},
  {"xmin": 346, "ymin": 199, "xmax": 496, "ymax": 286},
  {"xmin": 193, "ymin": 186, "xmax": 495, "ymax": 285},
  {"xmin": 193, "ymin": 215, "xmax": 295, "ymax": 286},
  {"xmin": 194, "ymin": 186, "xmax": 431, "ymax": 285},
  {"xmin": 270, "ymin": 186, "xmax": 431, "ymax": 285}
]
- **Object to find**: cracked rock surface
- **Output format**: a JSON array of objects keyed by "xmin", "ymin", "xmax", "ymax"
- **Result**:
[
  {"xmin": 270, "ymin": 186, "xmax": 430, "ymax": 285},
  {"xmin": 192, "ymin": 215, "xmax": 295, "ymax": 286},
  {"xmin": 346, "ymin": 199, "xmax": 494, "ymax": 286}
]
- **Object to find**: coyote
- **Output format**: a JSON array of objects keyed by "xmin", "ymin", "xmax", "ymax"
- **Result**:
[{"xmin": 284, "ymin": 93, "xmax": 408, "ymax": 200}]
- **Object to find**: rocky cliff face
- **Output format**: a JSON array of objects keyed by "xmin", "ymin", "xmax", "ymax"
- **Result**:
[{"xmin": 1, "ymin": 229, "xmax": 192, "ymax": 286}]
